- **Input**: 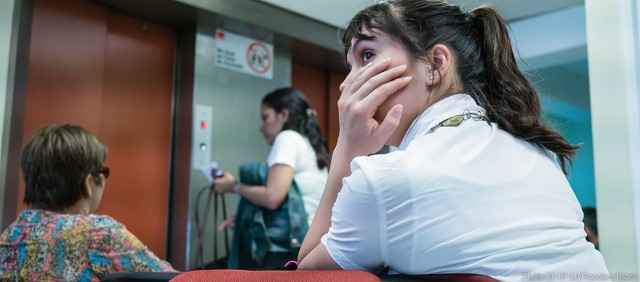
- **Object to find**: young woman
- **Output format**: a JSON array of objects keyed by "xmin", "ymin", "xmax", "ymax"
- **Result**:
[
  {"xmin": 214, "ymin": 87, "xmax": 330, "ymax": 266},
  {"xmin": 297, "ymin": 1, "xmax": 609, "ymax": 280}
]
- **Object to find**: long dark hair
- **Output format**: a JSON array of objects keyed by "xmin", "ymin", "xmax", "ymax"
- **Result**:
[
  {"xmin": 342, "ymin": 0, "xmax": 578, "ymax": 173},
  {"xmin": 262, "ymin": 87, "xmax": 330, "ymax": 169}
]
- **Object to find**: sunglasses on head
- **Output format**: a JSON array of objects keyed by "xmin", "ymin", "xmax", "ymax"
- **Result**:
[{"xmin": 95, "ymin": 166, "xmax": 110, "ymax": 179}]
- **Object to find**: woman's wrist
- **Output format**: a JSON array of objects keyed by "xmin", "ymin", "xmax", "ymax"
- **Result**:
[
  {"xmin": 326, "ymin": 144, "xmax": 358, "ymax": 194},
  {"xmin": 233, "ymin": 182, "xmax": 242, "ymax": 193},
  {"xmin": 333, "ymin": 141, "xmax": 362, "ymax": 162}
]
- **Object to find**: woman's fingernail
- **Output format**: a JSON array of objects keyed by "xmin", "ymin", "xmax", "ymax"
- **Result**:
[
  {"xmin": 389, "ymin": 105, "xmax": 403, "ymax": 120},
  {"xmin": 403, "ymin": 76, "xmax": 413, "ymax": 82}
]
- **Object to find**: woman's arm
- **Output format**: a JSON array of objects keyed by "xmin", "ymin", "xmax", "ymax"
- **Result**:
[
  {"xmin": 237, "ymin": 164, "xmax": 294, "ymax": 210},
  {"xmin": 214, "ymin": 164, "xmax": 294, "ymax": 210},
  {"xmin": 297, "ymin": 58, "xmax": 410, "ymax": 267},
  {"xmin": 297, "ymin": 146, "xmax": 355, "ymax": 261},
  {"xmin": 90, "ymin": 218, "xmax": 176, "ymax": 274}
]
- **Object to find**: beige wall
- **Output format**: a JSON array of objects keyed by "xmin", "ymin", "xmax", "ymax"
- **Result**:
[
  {"xmin": 175, "ymin": 0, "xmax": 341, "ymax": 52},
  {"xmin": 0, "ymin": 0, "xmax": 17, "ymax": 226},
  {"xmin": 586, "ymin": 0, "xmax": 640, "ymax": 275}
]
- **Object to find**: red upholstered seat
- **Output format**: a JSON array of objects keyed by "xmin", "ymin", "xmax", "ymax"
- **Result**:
[
  {"xmin": 170, "ymin": 270, "xmax": 380, "ymax": 282},
  {"xmin": 169, "ymin": 270, "xmax": 499, "ymax": 282}
]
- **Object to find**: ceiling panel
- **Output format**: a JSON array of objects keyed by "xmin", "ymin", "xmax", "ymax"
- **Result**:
[{"xmin": 256, "ymin": 0, "xmax": 584, "ymax": 28}]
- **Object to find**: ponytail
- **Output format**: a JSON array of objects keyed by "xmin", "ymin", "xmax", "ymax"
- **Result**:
[
  {"xmin": 303, "ymin": 110, "xmax": 331, "ymax": 169},
  {"xmin": 470, "ymin": 6, "xmax": 578, "ymax": 172}
]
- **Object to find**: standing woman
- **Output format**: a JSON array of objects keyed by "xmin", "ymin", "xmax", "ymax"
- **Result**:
[
  {"xmin": 297, "ymin": 0, "xmax": 609, "ymax": 281},
  {"xmin": 214, "ymin": 87, "xmax": 330, "ymax": 266}
]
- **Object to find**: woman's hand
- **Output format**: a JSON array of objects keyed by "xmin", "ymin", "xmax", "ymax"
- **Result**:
[
  {"xmin": 217, "ymin": 215, "xmax": 236, "ymax": 231},
  {"xmin": 213, "ymin": 172, "xmax": 236, "ymax": 194},
  {"xmin": 336, "ymin": 58, "xmax": 412, "ymax": 158}
]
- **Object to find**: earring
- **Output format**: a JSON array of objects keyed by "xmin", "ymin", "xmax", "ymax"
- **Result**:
[{"xmin": 426, "ymin": 64, "xmax": 435, "ymax": 83}]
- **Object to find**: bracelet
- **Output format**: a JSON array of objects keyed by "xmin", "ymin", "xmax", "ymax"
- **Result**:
[{"xmin": 233, "ymin": 183, "xmax": 242, "ymax": 193}]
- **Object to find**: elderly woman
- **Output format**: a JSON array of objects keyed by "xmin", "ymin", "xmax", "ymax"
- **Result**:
[{"xmin": 0, "ymin": 124, "xmax": 175, "ymax": 281}]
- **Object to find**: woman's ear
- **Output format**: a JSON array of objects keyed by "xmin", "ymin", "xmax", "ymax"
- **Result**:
[
  {"xmin": 84, "ymin": 174, "xmax": 94, "ymax": 198},
  {"xmin": 426, "ymin": 44, "xmax": 454, "ymax": 86},
  {"xmin": 278, "ymin": 109, "xmax": 290, "ymax": 122}
]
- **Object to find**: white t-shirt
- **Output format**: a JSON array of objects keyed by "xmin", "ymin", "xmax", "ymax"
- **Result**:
[
  {"xmin": 267, "ymin": 130, "xmax": 328, "ymax": 226},
  {"xmin": 321, "ymin": 94, "xmax": 609, "ymax": 281}
]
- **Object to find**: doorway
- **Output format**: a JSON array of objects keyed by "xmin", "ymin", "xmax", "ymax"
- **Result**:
[{"xmin": 16, "ymin": 0, "xmax": 176, "ymax": 258}]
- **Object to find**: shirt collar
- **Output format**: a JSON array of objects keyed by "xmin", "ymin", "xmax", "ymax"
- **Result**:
[{"xmin": 398, "ymin": 93, "xmax": 485, "ymax": 150}]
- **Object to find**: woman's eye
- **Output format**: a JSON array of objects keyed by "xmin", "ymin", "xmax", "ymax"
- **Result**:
[{"xmin": 361, "ymin": 50, "xmax": 375, "ymax": 63}]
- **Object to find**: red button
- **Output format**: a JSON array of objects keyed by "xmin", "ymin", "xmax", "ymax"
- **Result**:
[{"xmin": 200, "ymin": 121, "xmax": 207, "ymax": 129}]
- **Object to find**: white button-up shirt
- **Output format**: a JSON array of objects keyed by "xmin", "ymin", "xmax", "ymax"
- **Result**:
[
  {"xmin": 321, "ymin": 94, "xmax": 609, "ymax": 281},
  {"xmin": 267, "ymin": 130, "xmax": 327, "ymax": 227}
]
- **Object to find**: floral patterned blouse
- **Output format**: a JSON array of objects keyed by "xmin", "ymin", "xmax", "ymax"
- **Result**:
[{"xmin": 0, "ymin": 209, "xmax": 175, "ymax": 281}]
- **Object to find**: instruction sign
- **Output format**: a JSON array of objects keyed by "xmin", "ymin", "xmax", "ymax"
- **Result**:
[{"xmin": 214, "ymin": 29, "xmax": 274, "ymax": 79}]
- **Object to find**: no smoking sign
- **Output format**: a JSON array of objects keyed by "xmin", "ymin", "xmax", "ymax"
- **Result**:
[{"xmin": 214, "ymin": 29, "xmax": 274, "ymax": 79}]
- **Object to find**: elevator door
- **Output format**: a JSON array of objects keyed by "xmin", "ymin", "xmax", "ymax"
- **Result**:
[
  {"xmin": 20, "ymin": 0, "xmax": 175, "ymax": 258},
  {"xmin": 292, "ymin": 63, "xmax": 346, "ymax": 151}
]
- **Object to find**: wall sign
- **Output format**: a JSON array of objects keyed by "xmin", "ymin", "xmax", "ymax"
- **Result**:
[{"xmin": 214, "ymin": 29, "xmax": 274, "ymax": 79}]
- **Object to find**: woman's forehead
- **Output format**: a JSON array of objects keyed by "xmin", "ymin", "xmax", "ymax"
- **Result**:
[{"xmin": 350, "ymin": 28, "xmax": 379, "ymax": 46}]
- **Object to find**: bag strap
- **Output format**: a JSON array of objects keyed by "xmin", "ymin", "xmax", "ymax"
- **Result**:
[
  {"xmin": 287, "ymin": 181, "xmax": 307, "ymax": 249},
  {"xmin": 213, "ymin": 191, "xmax": 230, "ymax": 260},
  {"xmin": 213, "ymin": 190, "xmax": 219, "ymax": 260},
  {"xmin": 219, "ymin": 192, "xmax": 230, "ymax": 256}
]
